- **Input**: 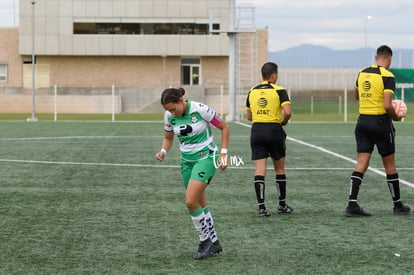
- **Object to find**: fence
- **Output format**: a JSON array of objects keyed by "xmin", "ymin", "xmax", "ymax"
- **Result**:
[{"xmin": 0, "ymin": 68, "xmax": 412, "ymax": 122}]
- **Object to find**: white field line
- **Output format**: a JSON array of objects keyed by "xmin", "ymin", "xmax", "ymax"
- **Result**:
[
  {"xmin": 1, "ymin": 158, "xmax": 414, "ymax": 172},
  {"xmin": 1, "ymin": 127, "xmax": 413, "ymax": 187},
  {"xmin": 2, "ymin": 158, "xmax": 413, "ymax": 171},
  {"xmin": 235, "ymin": 121, "xmax": 414, "ymax": 189},
  {"xmin": 0, "ymin": 135, "xmax": 163, "ymax": 141}
]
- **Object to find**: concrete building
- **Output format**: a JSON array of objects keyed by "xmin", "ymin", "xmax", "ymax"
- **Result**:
[{"xmin": 0, "ymin": 0, "xmax": 268, "ymax": 115}]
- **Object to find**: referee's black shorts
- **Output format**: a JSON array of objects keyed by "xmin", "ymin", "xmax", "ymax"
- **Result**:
[
  {"xmin": 355, "ymin": 114, "xmax": 395, "ymax": 156},
  {"xmin": 250, "ymin": 122, "xmax": 286, "ymax": 160}
]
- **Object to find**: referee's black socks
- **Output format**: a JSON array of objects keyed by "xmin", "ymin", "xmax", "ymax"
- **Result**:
[
  {"xmin": 348, "ymin": 171, "xmax": 364, "ymax": 206},
  {"xmin": 276, "ymin": 174, "xmax": 287, "ymax": 207},
  {"xmin": 386, "ymin": 173, "xmax": 402, "ymax": 207},
  {"xmin": 254, "ymin": 175, "xmax": 266, "ymax": 210}
]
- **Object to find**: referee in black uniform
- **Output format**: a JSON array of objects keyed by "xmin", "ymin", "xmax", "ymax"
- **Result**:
[
  {"xmin": 345, "ymin": 45, "xmax": 410, "ymax": 217},
  {"xmin": 246, "ymin": 62, "xmax": 293, "ymax": 217}
]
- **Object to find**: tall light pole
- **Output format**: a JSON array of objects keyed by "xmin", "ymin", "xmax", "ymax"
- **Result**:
[
  {"xmin": 28, "ymin": 0, "xmax": 38, "ymax": 122},
  {"xmin": 12, "ymin": 0, "xmax": 16, "ymax": 26},
  {"xmin": 226, "ymin": 0, "xmax": 236, "ymax": 121},
  {"xmin": 161, "ymin": 53, "xmax": 167, "ymax": 87},
  {"xmin": 364, "ymin": 15, "xmax": 372, "ymax": 65}
]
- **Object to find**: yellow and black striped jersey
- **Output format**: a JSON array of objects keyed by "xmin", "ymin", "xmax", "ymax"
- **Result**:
[
  {"xmin": 246, "ymin": 81, "xmax": 290, "ymax": 123},
  {"xmin": 356, "ymin": 65, "xmax": 395, "ymax": 115}
]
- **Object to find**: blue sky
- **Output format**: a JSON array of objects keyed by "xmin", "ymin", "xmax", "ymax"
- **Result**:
[
  {"xmin": 1, "ymin": 0, "xmax": 413, "ymax": 51},
  {"xmin": 251, "ymin": 0, "xmax": 414, "ymax": 51}
]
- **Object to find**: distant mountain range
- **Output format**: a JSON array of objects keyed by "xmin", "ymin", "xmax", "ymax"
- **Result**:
[{"xmin": 268, "ymin": 44, "xmax": 414, "ymax": 69}]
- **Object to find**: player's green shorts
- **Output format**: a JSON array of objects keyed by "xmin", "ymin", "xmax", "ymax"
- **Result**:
[{"xmin": 181, "ymin": 152, "xmax": 218, "ymax": 189}]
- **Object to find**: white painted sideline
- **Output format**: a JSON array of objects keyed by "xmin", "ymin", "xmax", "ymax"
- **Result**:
[{"xmin": 235, "ymin": 121, "xmax": 414, "ymax": 189}]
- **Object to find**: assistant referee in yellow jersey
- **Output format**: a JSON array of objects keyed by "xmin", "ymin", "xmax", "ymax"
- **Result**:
[
  {"xmin": 246, "ymin": 62, "xmax": 293, "ymax": 217},
  {"xmin": 345, "ymin": 45, "xmax": 410, "ymax": 217}
]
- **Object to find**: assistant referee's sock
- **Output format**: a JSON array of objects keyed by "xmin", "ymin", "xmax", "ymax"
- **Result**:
[
  {"xmin": 348, "ymin": 171, "xmax": 364, "ymax": 207},
  {"xmin": 276, "ymin": 174, "xmax": 287, "ymax": 207},
  {"xmin": 386, "ymin": 173, "xmax": 402, "ymax": 207},
  {"xmin": 254, "ymin": 175, "xmax": 266, "ymax": 210}
]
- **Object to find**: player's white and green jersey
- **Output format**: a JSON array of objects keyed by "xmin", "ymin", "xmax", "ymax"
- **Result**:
[{"xmin": 164, "ymin": 100, "xmax": 221, "ymax": 162}]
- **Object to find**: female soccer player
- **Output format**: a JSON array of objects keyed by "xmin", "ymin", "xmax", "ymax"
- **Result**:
[{"xmin": 155, "ymin": 87, "xmax": 229, "ymax": 259}]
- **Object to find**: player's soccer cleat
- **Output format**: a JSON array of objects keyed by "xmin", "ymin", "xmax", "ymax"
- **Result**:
[
  {"xmin": 193, "ymin": 239, "xmax": 213, "ymax": 260},
  {"xmin": 344, "ymin": 204, "xmax": 371, "ymax": 217},
  {"xmin": 258, "ymin": 208, "xmax": 271, "ymax": 217},
  {"xmin": 393, "ymin": 203, "xmax": 411, "ymax": 215},
  {"xmin": 210, "ymin": 240, "xmax": 223, "ymax": 256},
  {"xmin": 277, "ymin": 204, "xmax": 293, "ymax": 214}
]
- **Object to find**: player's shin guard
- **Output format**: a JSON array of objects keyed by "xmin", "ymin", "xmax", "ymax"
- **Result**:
[
  {"xmin": 386, "ymin": 173, "xmax": 401, "ymax": 206},
  {"xmin": 254, "ymin": 175, "xmax": 266, "ymax": 209},
  {"xmin": 276, "ymin": 174, "xmax": 287, "ymax": 207},
  {"xmin": 190, "ymin": 208, "xmax": 209, "ymax": 242},
  {"xmin": 349, "ymin": 171, "xmax": 363, "ymax": 206},
  {"xmin": 204, "ymin": 207, "xmax": 218, "ymax": 243}
]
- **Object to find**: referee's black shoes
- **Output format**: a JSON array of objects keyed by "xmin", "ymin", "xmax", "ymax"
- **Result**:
[
  {"xmin": 277, "ymin": 204, "xmax": 294, "ymax": 214},
  {"xmin": 393, "ymin": 203, "xmax": 411, "ymax": 215},
  {"xmin": 258, "ymin": 208, "xmax": 271, "ymax": 217},
  {"xmin": 344, "ymin": 203, "xmax": 371, "ymax": 217}
]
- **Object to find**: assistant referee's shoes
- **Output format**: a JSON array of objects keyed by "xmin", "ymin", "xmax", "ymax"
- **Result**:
[
  {"xmin": 344, "ymin": 203, "xmax": 371, "ymax": 217},
  {"xmin": 393, "ymin": 202, "xmax": 411, "ymax": 215}
]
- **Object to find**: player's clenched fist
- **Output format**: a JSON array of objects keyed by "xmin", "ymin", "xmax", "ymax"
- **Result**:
[{"xmin": 155, "ymin": 149, "xmax": 167, "ymax": 162}]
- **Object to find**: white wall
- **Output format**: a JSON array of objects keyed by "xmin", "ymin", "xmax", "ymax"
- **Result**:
[{"xmin": 19, "ymin": 0, "xmax": 229, "ymax": 56}]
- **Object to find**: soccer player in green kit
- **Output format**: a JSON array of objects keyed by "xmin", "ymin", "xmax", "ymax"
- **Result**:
[{"xmin": 155, "ymin": 87, "xmax": 229, "ymax": 259}]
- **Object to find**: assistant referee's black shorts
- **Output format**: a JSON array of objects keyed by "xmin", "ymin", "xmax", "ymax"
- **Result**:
[
  {"xmin": 250, "ymin": 122, "xmax": 286, "ymax": 160},
  {"xmin": 355, "ymin": 114, "xmax": 395, "ymax": 156}
]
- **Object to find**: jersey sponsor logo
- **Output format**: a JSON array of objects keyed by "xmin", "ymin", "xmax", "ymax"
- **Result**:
[
  {"xmin": 256, "ymin": 110, "xmax": 270, "ymax": 115},
  {"xmin": 362, "ymin": 80, "xmax": 371, "ymax": 91},
  {"xmin": 257, "ymin": 97, "xmax": 268, "ymax": 108},
  {"xmin": 179, "ymin": 124, "xmax": 193, "ymax": 136}
]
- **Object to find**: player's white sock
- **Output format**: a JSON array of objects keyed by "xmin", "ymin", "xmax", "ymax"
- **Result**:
[
  {"xmin": 204, "ymin": 208, "xmax": 218, "ymax": 243},
  {"xmin": 191, "ymin": 212, "xmax": 209, "ymax": 242}
]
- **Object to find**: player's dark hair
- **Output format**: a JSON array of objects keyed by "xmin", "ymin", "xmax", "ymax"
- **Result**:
[
  {"xmin": 160, "ymin": 88, "xmax": 186, "ymax": 105},
  {"xmin": 377, "ymin": 45, "xmax": 393, "ymax": 56},
  {"xmin": 261, "ymin": 62, "xmax": 278, "ymax": 79}
]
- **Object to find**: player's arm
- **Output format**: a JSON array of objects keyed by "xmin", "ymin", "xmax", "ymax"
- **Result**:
[
  {"xmin": 355, "ymin": 74, "xmax": 360, "ymax": 100},
  {"xmin": 215, "ymin": 119, "xmax": 230, "ymax": 171},
  {"xmin": 384, "ymin": 92, "xmax": 402, "ymax": 121},
  {"xmin": 210, "ymin": 114, "xmax": 230, "ymax": 171},
  {"xmin": 281, "ymin": 102, "xmax": 292, "ymax": 126},
  {"xmin": 246, "ymin": 109, "xmax": 252, "ymax": 121},
  {"xmin": 246, "ymin": 91, "xmax": 253, "ymax": 121},
  {"xmin": 278, "ymin": 89, "xmax": 291, "ymax": 125},
  {"xmin": 155, "ymin": 130, "xmax": 174, "ymax": 162}
]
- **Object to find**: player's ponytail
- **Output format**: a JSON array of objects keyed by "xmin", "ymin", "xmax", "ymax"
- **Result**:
[
  {"xmin": 161, "ymin": 88, "xmax": 185, "ymax": 105},
  {"xmin": 177, "ymin": 87, "xmax": 186, "ymax": 96}
]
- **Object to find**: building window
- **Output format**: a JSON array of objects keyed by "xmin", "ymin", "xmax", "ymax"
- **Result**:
[
  {"xmin": 74, "ymin": 22, "xmax": 219, "ymax": 35},
  {"xmin": 74, "ymin": 23, "xmax": 141, "ymax": 34},
  {"xmin": 0, "ymin": 64, "xmax": 7, "ymax": 83},
  {"xmin": 181, "ymin": 58, "xmax": 200, "ymax": 85}
]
